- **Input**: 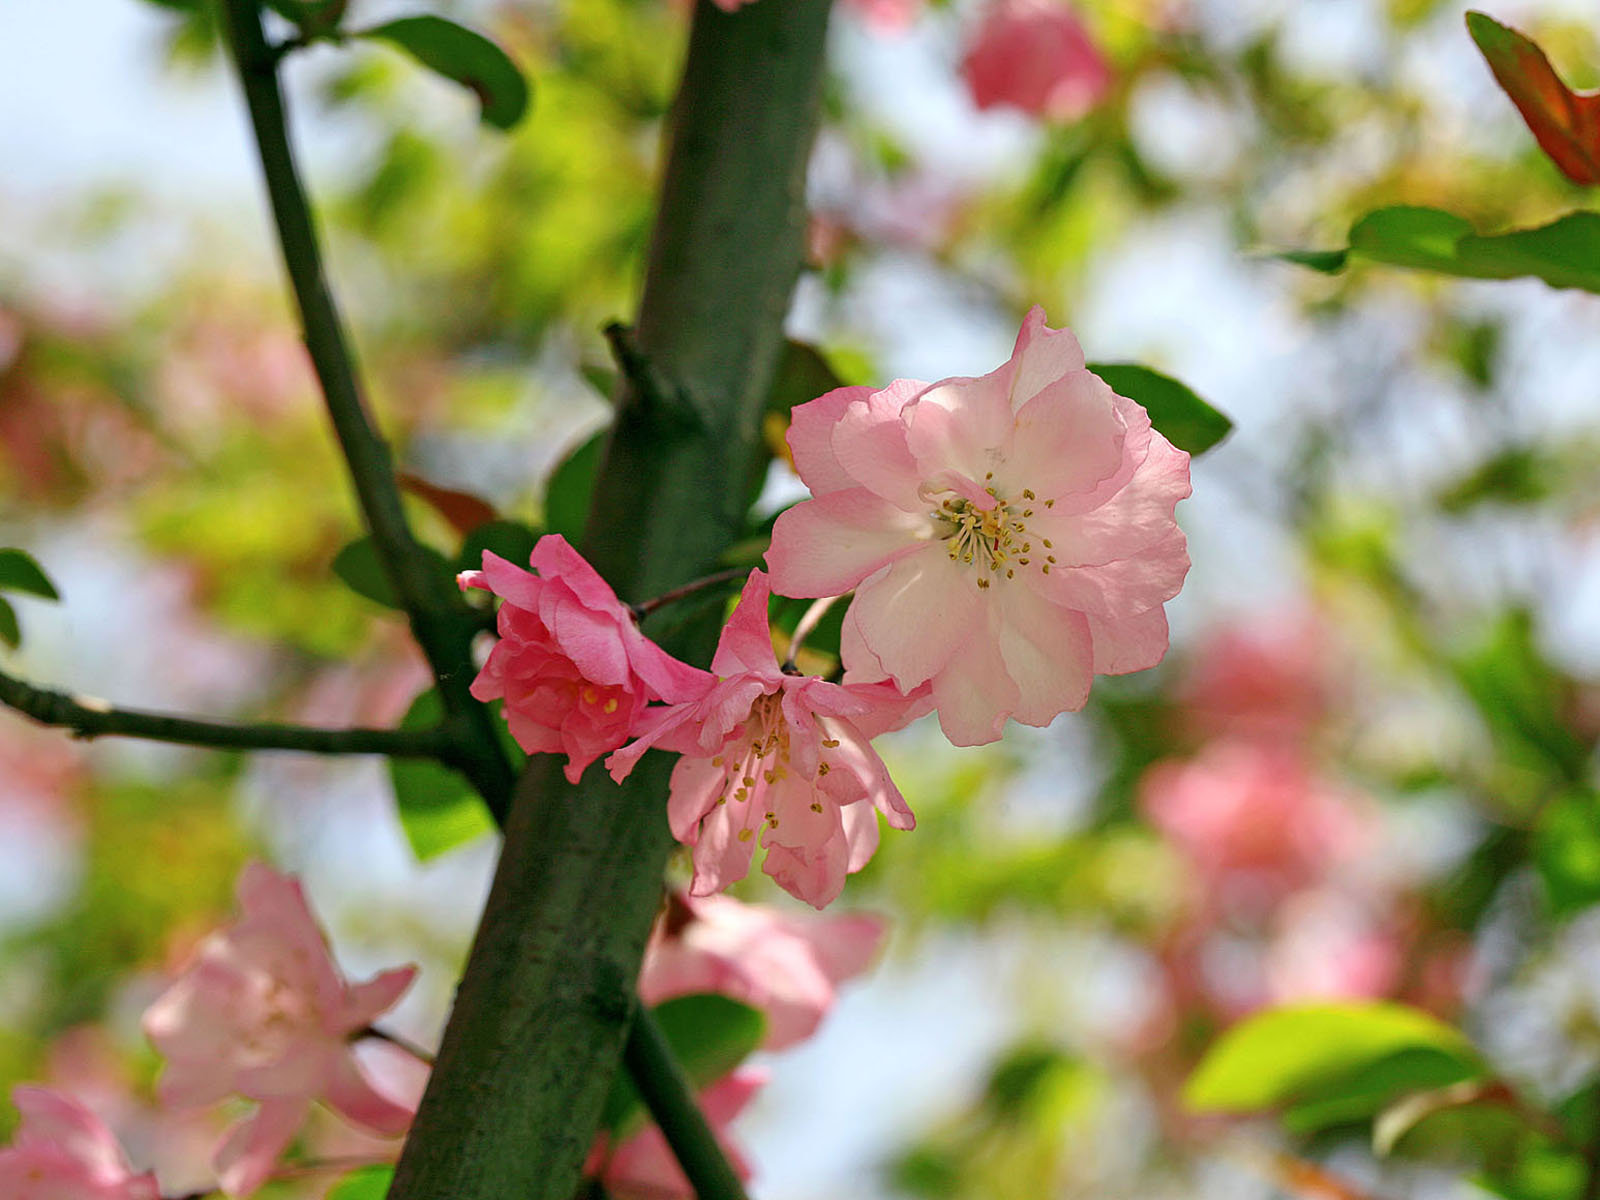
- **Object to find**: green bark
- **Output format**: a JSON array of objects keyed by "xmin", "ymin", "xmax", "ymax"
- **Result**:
[{"xmin": 385, "ymin": 1, "xmax": 835, "ymax": 1196}]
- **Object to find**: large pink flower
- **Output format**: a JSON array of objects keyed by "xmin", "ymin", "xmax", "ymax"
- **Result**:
[
  {"xmin": 461, "ymin": 535, "xmax": 710, "ymax": 783},
  {"xmin": 609, "ymin": 571, "xmax": 929, "ymax": 909},
  {"xmin": 588, "ymin": 1070, "xmax": 766, "ymax": 1200},
  {"xmin": 0, "ymin": 1088, "xmax": 159, "ymax": 1200},
  {"xmin": 142, "ymin": 864, "xmax": 418, "ymax": 1197},
  {"xmin": 961, "ymin": 0, "xmax": 1113, "ymax": 121},
  {"xmin": 640, "ymin": 891, "xmax": 886, "ymax": 1049},
  {"xmin": 766, "ymin": 306, "xmax": 1191, "ymax": 747}
]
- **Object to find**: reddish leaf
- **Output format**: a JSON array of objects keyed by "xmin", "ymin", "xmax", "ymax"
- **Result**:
[
  {"xmin": 1467, "ymin": 10, "xmax": 1600, "ymax": 185},
  {"xmin": 398, "ymin": 472, "xmax": 498, "ymax": 537}
]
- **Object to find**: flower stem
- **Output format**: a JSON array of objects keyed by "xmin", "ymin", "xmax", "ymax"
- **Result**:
[
  {"xmin": 782, "ymin": 593, "xmax": 843, "ymax": 672},
  {"xmin": 216, "ymin": 0, "xmax": 515, "ymax": 821},
  {"xmin": 0, "ymin": 666, "xmax": 453, "ymax": 758},
  {"xmin": 621, "ymin": 1007, "xmax": 750, "ymax": 1200},
  {"xmin": 630, "ymin": 567, "xmax": 747, "ymax": 621},
  {"xmin": 360, "ymin": 1023, "xmax": 437, "ymax": 1066}
]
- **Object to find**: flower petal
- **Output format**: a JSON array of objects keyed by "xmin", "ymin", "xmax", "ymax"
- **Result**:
[
  {"xmin": 324, "ymin": 1053, "xmax": 416, "ymax": 1136},
  {"xmin": 843, "ymin": 547, "xmax": 980, "ymax": 691},
  {"xmin": 995, "ymin": 583, "xmax": 1094, "ymax": 726},
  {"xmin": 214, "ymin": 1097, "xmax": 309, "ymax": 1198},
  {"xmin": 766, "ymin": 489, "xmax": 925, "ymax": 599},
  {"xmin": 1088, "ymin": 604, "xmax": 1170, "ymax": 675}
]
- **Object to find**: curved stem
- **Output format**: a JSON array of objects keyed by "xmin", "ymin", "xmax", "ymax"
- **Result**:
[
  {"xmin": 360, "ymin": 1023, "xmax": 437, "ymax": 1067},
  {"xmin": 217, "ymin": 0, "xmax": 515, "ymax": 821},
  {"xmin": 0, "ymin": 666, "xmax": 452, "ymax": 758},
  {"xmin": 782, "ymin": 593, "xmax": 842, "ymax": 672},
  {"xmin": 630, "ymin": 567, "xmax": 747, "ymax": 621}
]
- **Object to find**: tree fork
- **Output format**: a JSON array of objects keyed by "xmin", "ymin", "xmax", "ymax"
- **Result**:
[{"xmin": 386, "ymin": 1, "xmax": 834, "ymax": 1196}]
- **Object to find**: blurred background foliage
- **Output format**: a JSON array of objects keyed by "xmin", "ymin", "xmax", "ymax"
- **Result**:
[{"xmin": 1, "ymin": 0, "xmax": 1599, "ymax": 1197}]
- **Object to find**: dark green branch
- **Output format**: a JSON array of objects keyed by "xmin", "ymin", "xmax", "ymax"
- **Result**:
[
  {"xmin": 622, "ymin": 1009, "xmax": 750, "ymax": 1200},
  {"xmin": 217, "ymin": 0, "xmax": 514, "ymax": 820},
  {"xmin": 0, "ymin": 666, "xmax": 452, "ymax": 758}
]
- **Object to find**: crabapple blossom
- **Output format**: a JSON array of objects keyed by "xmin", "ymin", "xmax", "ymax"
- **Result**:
[
  {"xmin": 460, "ymin": 534, "xmax": 710, "ymax": 783},
  {"xmin": 640, "ymin": 891, "xmax": 886, "ymax": 1049},
  {"xmin": 0, "ymin": 1088, "xmax": 159, "ymax": 1200},
  {"xmin": 766, "ymin": 306, "xmax": 1191, "ymax": 746},
  {"xmin": 588, "ymin": 1070, "xmax": 766, "ymax": 1200},
  {"xmin": 1180, "ymin": 609, "xmax": 1334, "ymax": 743},
  {"xmin": 142, "ymin": 863, "xmax": 418, "ymax": 1197},
  {"xmin": 962, "ymin": 0, "xmax": 1113, "ymax": 121},
  {"xmin": 609, "ymin": 570, "xmax": 929, "ymax": 908}
]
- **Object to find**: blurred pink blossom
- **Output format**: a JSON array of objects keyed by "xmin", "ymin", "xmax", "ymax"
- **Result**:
[
  {"xmin": 961, "ymin": 0, "xmax": 1114, "ymax": 121},
  {"xmin": 1264, "ymin": 891, "xmax": 1402, "ymax": 1005},
  {"xmin": 589, "ymin": 1070, "xmax": 766, "ymax": 1200},
  {"xmin": 767, "ymin": 306, "xmax": 1190, "ymax": 746},
  {"xmin": 609, "ymin": 571, "xmax": 929, "ymax": 908},
  {"xmin": 640, "ymin": 891, "xmax": 886, "ymax": 1049},
  {"xmin": 461, "ymin": 535, "xmax": 710, "ymax": 784},
  {"xmin": 1140, "ymin": 742, "xmax": 1372, "ymax": 914},
  {"xmin": 1179, "ymin": 609, "xmax": 1334, "ymax": 743},
  {"xmin": 142, "ymin": 863, "xmax": 417, "ymax": 1197},
  {"xmin": 0, "ymin": 1087, "xmax": 159, "ymax": 1200}
]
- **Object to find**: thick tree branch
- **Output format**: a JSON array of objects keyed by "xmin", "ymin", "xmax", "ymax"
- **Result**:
[
  {"xmin": 387, "ymin": 0, "xmax": 835, "ymax": 1196},
  {"xmin": 217, "ymin": 0, "xmax": 515, "ymax": 820},
  {"xmin": 0, "ymin": 666, "xmax": 452, "ymax": 758}
]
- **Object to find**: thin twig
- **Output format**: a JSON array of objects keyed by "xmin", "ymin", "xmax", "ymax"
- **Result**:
[
  {"xmin": 629, "ymin": 567, "xmax": 746, "ymax": 621},
  {"xmin": 0, "ymin": 666, "xmax": 452, "ymax": 758},
  {"xmin": 781, "ymin": 593, "xmax": 842, "ymax": 672},
  {"xmin": 218, "ymin": 0, "xmax": 515, "ymax": 820},
  {"xmin": 360, "ymin": 1023, "xmax": 437, "ymax": 1066}
]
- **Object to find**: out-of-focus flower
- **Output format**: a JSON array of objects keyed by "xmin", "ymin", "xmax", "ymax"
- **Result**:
[
  {"xmin": 1264, "ymin": 890, "xmax": 1402, "ymax": 1005},
  {"xmin": 461, "ymin": 535, "xmax": 710, "ymax": 784},
  {"xmin": 767, "ymin": 306, "xmax": 1190, "ymax": 747},
  {"xmin": 961, "ymin": 0, "xmax": 1114, "ymax": 121},
  {"xmin": 588, "ymin": 1070, "xmax": 766, "ymax": 1200},
  {"xmin": 142, "ymin": 863, "xmax": 418, "ymax": 1197},
  {"xmin": 640, "ymin": 891, "xmax": 886, "ymax": 1049},
  {"xmin": 1179, "ymin": 610, "xmax": 1333, "ymax": 743},
  {"xmin": 0, "ymin": 1087, "xmax": 160, "ymax": 1200},
  {"xmin": 1140, "ymin": 742, "xmax": 1371, "ymax": 914},
  {"xmin": 609, "ymin": 571, "xmax": 928, "ymax": 908}
]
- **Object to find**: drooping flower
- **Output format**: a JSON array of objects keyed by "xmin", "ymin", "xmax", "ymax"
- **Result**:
[
  {"xmin": 0, "ymin": 1088, "xmax": 160, "ymax": 1200},
  {"xmin": 609, "ymin": 571, "xmax": 929, "ymax": 909},
  {"xmin": 461, "ymin": 535, "xmax": 711, "ymax": 784},
  {"xmin": 588, "ymin": 1070, "xmax": 766, "ymax": 1200},
  {"xmin": 1139, "ymin": 742, "xmax": 1372, "ymax": 914},
  {"xmin": 961, "ymin": 0, "xmax": 1113, "ymax": 121},
  {"xmin": 640, "ymin": 891, "xmax": 886, "ymax": 1049},
  {"xmin": 766, "ymin": 306, "xmax": 1191, "ymax": 747},
  {"xmin": 142, "ymin": 863, "xmax": 418, "ymax": 1197}
]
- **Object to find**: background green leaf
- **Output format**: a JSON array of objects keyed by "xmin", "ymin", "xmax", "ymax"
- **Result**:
[
  {"xmin": 359, "ymin": 16, "xmax": 530, "ymax": 131},
  {"xmin": 1086, "ymin": 363, "xmax": 1232, "ymax": 455},
  {"xmin": 387, "ymin": 689, "xmax": 506, "ymax": 860},
  {"xmin": 0, "ymin": 597, "xmax": 18, "ymax": 650},
  {"xmin": 325, "ymin": 1165, "xmax": 395, "ymax": 1200},
  {"xmin": 543, "ymin": 431, "xmax": 606, "ymax": 546},
  {"xmin": 0, "ymin": 549, "xmax": 61, "ymax": 601}
]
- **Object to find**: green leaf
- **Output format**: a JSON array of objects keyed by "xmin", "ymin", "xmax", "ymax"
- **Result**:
[
  {"xmin": 1349, "ymin": 206, "xmax": 1477, "ymax": 273},
  {"xmin": 358, "ymin": 16, "xmax": 530, "ymax": 131},
  {"xmin": 767, "ymin": 340, "xmax": 847, "ymax": 418},
  {"xmin": 326, "ymin": 1165, "xmax": 395, "ymax": 1200},
  {"xmin": 330, "ymin": 535, "xmax": 453, "ymax": 611},
  {"xmin": 600, "ymin": 995, "xmax": 766, "ymax": 1137},
  {"xmin": 1184, "ymin": 1002, "xmax": 1485, "ymax": 1127},
  {"xmin": 0, "ymin": 597, "xmax": 18, "ymax": 650},
  {"xmin": 456, "ymin": 519, "xmax": 542, "ymax": 574},
  {"xmin": 1536, "ymin": 791, "xmax": 1600, "ymax": 916},
  {"xmin": 1277, "ymin": 247, "xmax": 1349, "ymax": 273},
  {"xmin": 544, "ymin": 431, "xmax": 607, "ymax": 546},
  {"xmin": 1374, "ymin": 1080, "xmax": 1529, "ymax": 1163},
  {"xmin": 0, "ymin": 549, "xmax": 60, "ymax": 601},
  {"xmin": 581, "ymin": 365, "xmax": 619, "ymax": 400},
  {"xmin": 388, "ymin": 689, "xmax": 502, "ymax": 860},
  {"xmin": 1087, "ymin": 363, "xmax": 1233, "ymax": 455}
]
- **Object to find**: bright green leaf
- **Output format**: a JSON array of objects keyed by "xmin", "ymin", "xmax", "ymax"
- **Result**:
[
  {"xmin": 0, "ymin": 597, "xmax": 18, "ymax": 650},
  {"xmin": 1184, "ymin": 1002, "xmax": 1485, "ymax": 1124},
  {"xmin": 457, "ymin": 519, "xmax": 542, "ymax": 574},
  {"xmin": 359, "ymin": 16, "xmax": 530, "ymax": 131},
  {"xmin": 388, "ymin": 690, "xmax": 502, "ymax": 860},
  {"xmin": 1349, "ymin": 206, "xmax": 1476, "ymax": 272},
  {"xmin": 600, "ymin": 995, "xmax": 765, "ymax": 1137},
  {"xmin": 0, "ymin": 549, "xmax": 61, "ymax": 601},
  {"xmin": 326, "ymin": 1165, "xmax": 395, "ymax": 1200},
  {"xmin": 1087, "ymin": 363, "xmax": 1233, "ymax": 455},
  {"xmin": 544, "ymin": 431, "xmax": 606, "ymax": 545}
]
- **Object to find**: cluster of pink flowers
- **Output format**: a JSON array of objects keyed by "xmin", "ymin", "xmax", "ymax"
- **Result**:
[
  {"xmin": 1, "ymin": 864, "xmax": 886, "ymax": 1199},
  {"xmin": 462, "ymin": 307, "xmax": 1190, "ymax": 908}
]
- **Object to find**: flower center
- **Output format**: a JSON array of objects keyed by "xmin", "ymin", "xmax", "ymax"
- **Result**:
[
  {"xmin": 929, "ymin": 480, "xmax": 1057, "ymax": 589},
  {"xmin": 707, "ymin": 693, "xmax": 843, "ymax": 836}
]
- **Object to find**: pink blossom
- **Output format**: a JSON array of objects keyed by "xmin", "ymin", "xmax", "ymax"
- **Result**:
[
  {"xmin": 961, "ymin": 0, "xmax": 1113, "ymax": 121},
  {"xmin": 461, "ymin": 535, "xmax": 710, "ymax": 783},
  {"xmin": 1179, "ymin": 609, "xmax": 1334, "ymax": 743},
  {"xmin": 609, "ymin": 571, "xmax": 929, "ymax": 909},
  {"xmin": 766, "ymin": 306, "xmax": 1191, "ymax": 747},
  {"xmin": 640, "ymin": 891, "xmax": 886, "ymax": 1049},
  {"xmin": 142, "ymin": 863, "xmax": 418, "ymax": 1197},
  {"xmin": 0, "ymin": 1087, "xmax": 159, "ymax": 1200},
  {"xmin": 1140, "ymin": 742, "xmax": 1372, "ymax": 914},
  {"xmin": 588, "ymin": 1070, "xmax": 766, "ymax": 1200},
  {"xmin": 1264, "ymin": 891, "xmax": 1402, "ymax": 1005}
]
